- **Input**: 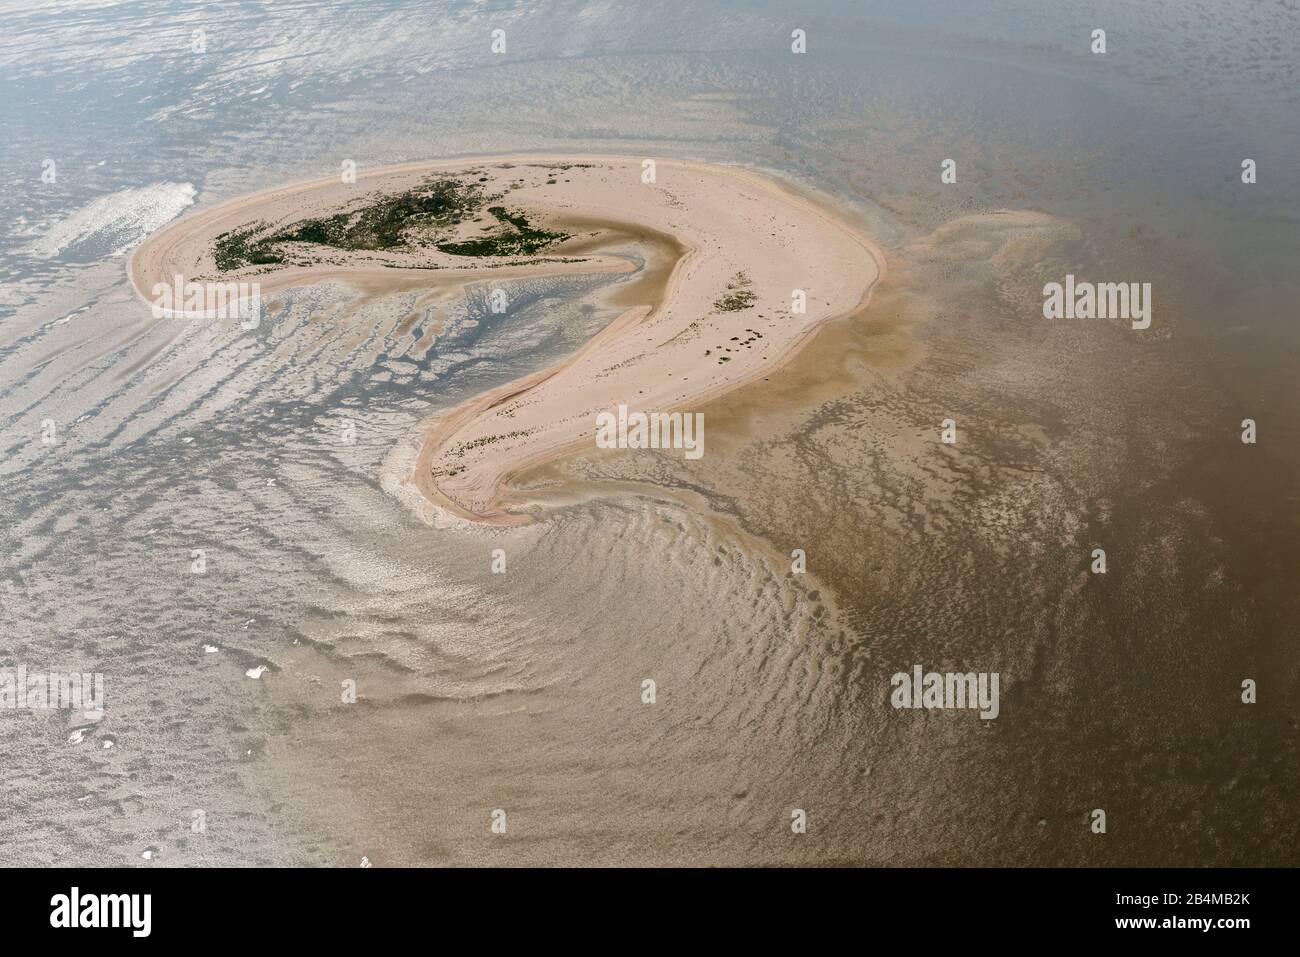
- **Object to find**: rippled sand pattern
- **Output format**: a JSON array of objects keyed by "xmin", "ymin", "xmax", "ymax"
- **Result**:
[{"xmin": 1, "ymin": 0, "xmax": 1297, "ymax": 866}]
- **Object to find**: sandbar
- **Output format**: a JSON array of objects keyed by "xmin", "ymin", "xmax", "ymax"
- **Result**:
[{"xmin": 128, "ymin": 155, "xmax": 884, "ymax": 524}]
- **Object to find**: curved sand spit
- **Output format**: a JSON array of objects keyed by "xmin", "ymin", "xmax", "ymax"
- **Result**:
[{"xmin": 129, "ymin": 155, "xmax": 885, "ymax": 524}]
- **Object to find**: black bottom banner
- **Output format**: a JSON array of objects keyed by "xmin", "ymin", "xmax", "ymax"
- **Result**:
[{"xmin": 0, "ymin": 866, "xmax": 1287, "ymax": 943}]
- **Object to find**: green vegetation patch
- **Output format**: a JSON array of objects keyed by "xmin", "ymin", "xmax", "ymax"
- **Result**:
[
  {"xmin": 436, "ymin": 206, "xmax": 569, "ymax": 258},
  {"xmin": 213, "ymin": 222, "xmax": 285, "ymax": 272},
  {"xmin": 447, "ymin": 428, "xmax": 535, "ymax": 456},
  {"xmin": 213, "ymin": 177, "xmax": 567, "ymax": 271},
  {"xmin": 713, "ymin": 271, "xmax": 757, "ymax": 312}
]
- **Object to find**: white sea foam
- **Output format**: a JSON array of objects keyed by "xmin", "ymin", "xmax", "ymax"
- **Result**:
[{"xmin": 28, "ymin": 182, "xmax": 196, "ymax": 259}]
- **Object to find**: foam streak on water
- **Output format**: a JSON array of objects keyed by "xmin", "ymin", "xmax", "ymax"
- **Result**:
[{"xmin": 24, "ymin": 183, "xmax": 197, "ymax": 260}]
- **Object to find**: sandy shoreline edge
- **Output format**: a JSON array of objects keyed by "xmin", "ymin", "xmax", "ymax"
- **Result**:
[{"xmin": 128, "ymin": 154, "xmax": 886, "ymax": 524}]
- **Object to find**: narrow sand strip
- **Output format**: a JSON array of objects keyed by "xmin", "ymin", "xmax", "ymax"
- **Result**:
[{"xmin": 129, "ymin": 155, "xmax": 884, "ymax": 524}]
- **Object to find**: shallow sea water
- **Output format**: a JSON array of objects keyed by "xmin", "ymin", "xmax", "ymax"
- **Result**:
[{"xmin": 0, "ymin": 0, "xmax": 1295, "ymax": 864}]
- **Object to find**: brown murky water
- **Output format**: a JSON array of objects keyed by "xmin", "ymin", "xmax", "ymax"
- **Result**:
[{"xmin": 1, "ymin": 0, "xmax": 1295, "ymax": 866}]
